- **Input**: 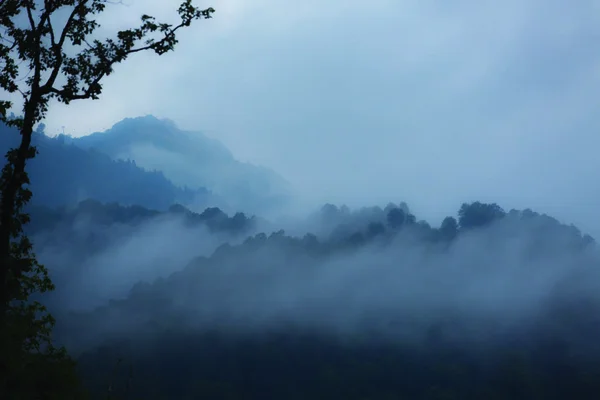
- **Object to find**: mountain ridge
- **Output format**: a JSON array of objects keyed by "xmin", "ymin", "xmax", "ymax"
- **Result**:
[
  {"xmin": 68, "ymin": 115, "xmax": 292, "ymax": 216},
  {"xmin": 0, "ymin": 122, "xmax": 215, "ymax": 210}
]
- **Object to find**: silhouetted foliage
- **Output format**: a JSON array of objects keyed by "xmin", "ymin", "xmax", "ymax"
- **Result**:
[
  {"xmin": 386, "ymin": 207, "xmax": 406, "ymax": 229},
  {"xmin": 366, "ymin": 221, "xmax": 385, "ymax": 238},
  {"xmin": 0, "ymin": 1, "xmax": 214, "ymax": 398},
  {"xmin": 458, "ymin": 201, "xmax": 506, "ymax": 230},
  {"xmin": 440, "ymin": 216, "xmax": 459, "ymax": 241}
]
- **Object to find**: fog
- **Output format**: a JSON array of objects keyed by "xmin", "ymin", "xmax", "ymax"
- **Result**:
[
  {"xmin": 33, "ymin": 211, "xmax": 254, "ymax": 311},
  {"xmin": 25, "ymin": 0, "xmax": 600, "ymax": 239},
  {"xmin": 49, "ymin": 203, "xmax": 600, "ymax": 360},
  {"xmin": 159, "ymin": 222, "xmax": 597, "ymax": 337},
  {"xmin": 4, "ymin": 1, "xmax": 600, "ymax": 398}
]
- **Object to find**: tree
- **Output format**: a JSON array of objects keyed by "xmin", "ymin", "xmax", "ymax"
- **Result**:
[
  {"xmin": 0, "ymin": 1, "xmax": 214, "ymax": 397},
  {"xmin": 230, "ymin": 211, "xmax": 249, "ymax": 233},
  {"xmin": 386, "ymin": 207, "xmax": 405, "ymax": 229},
  {"xmin": 458, "ymin": 201, "xmax": 505, "ymax": 230},
  {"xmin": 439, "ymin": 216, "xmax": 458, "ymax": 241},
  {"xmin": 366, "ymin": 221, "xmax": 385, "ymax": 238}
]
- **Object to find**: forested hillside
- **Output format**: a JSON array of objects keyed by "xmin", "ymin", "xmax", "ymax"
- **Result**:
[
  {"xmin": 1, "ymin": 3, "xmax": 597, "ymax": 398},
  {"xmin": 28, "ymin": 200, "xmax": 258, "ymax": 311},
  {"xmin": 0, "ymin": 123, "xmax": 214, "ymax": 210},
  {"xmin": 4, "ymin": 117, "xmax": 600, "ymax": 399},
  {"xmin": 47, "ymin": 200, "xmax": 600, "ymax": 399}
]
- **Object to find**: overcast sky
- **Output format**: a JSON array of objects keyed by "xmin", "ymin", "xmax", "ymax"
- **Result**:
[{"xmin": 35, "ymin": 0, "xmax": 600, "ymax": 235}]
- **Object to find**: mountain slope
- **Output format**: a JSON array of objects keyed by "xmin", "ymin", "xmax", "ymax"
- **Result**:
[
  {"xmin": 59, "ymin": 201, "xmax": 600, "ymax": 399},
  {"xmin": 70, "ymin": 115, "xmax": 292, "ymax": 215},
  {"xmin": 0, "ymin": 123, "xmax": 213, "ymax": 210}
]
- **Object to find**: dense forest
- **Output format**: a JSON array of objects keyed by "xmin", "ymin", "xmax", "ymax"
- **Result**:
[{"xmin": 37, "ymin": 198, "xmax": 600, "ymax": 399}]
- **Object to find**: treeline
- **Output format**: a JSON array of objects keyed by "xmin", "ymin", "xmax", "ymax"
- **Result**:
[
  {"xmin": 310, "ymin": 200, "xmax": 593, "ymax": 250},
  {"xmin": 27, "ymin": 200, "xmax": 259, "ymax": 314},
  {"xmin": 27, "ymin": 199, "xmax": 256, "ymax": 238}
]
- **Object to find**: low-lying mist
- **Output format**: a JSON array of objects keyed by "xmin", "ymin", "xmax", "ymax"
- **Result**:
[
  {"xmin": 52, "ymin": 202, "xmax": 600, "ymax": 361},
  {"xmin": 30, "ymin": 202, "xmax": 258, "ymax": 311}
]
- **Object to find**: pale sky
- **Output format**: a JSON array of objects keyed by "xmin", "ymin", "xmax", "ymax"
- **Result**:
[{"xmin": 32, "ymin": 0, "xmax": 600, "ymax": 236}]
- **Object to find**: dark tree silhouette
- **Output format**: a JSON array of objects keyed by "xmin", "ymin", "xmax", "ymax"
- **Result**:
[
  {"xmin": 458, "ymin": 201, "xmax": 506, "ymax": 230},
  {"xmin": 366, "ymin": 221, "xmax": 386, "ymax": 238},
  {"xmin": 0, "ymin": 1, "xmax": 214, "ymax": 397},
  {"xmin": 386, "ymin": 207, "xmax": 406, "ymax": 229},
  {"xmin": 440, "ymin": 216, "xmax": 458, "ymax": 240}
]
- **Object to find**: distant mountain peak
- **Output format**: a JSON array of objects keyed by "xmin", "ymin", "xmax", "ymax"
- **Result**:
[
  {"xmin": 71, "ymin": 115, "xmax": 293, "ymax": 216},
  {"xmin": 108, "ymin": 114, "xmax": 177, "ymax": 135}
]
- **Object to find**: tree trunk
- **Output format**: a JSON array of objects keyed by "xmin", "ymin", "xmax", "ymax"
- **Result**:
[{"xmin": 0, "ymin": 97, "xmax": 37, "ymax": 310}]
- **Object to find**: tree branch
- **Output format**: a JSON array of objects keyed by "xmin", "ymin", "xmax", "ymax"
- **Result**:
[
  {"xmin": 127, "ymin": 21, "xmax": 185, "ymax": 55},
  {"xmin": 40, "ymin": 1, "xmax": 89, "ymax": 93},
  {"xmin": 46, "ymin": 5, "xmax": 214, "ymax": 102},
  {"xmin": 39, "ymin": 0, "xmax": 59, "ymax": 37},
  {"xmin": 46, "ymin": 12, "xmax": 57, "ymax": 47},
  {"xmin": 25, "ymin": 3, "xmax": 37, "ymax": 31},
  {"xmin": 48, "ymin": 64, "xmax": 105, "ymax": 100}
]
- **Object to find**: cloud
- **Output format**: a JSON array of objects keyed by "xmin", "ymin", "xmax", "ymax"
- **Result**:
[{"xmin": 24, "ymin": 0, "xmax": 600, "ymax": 235}]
